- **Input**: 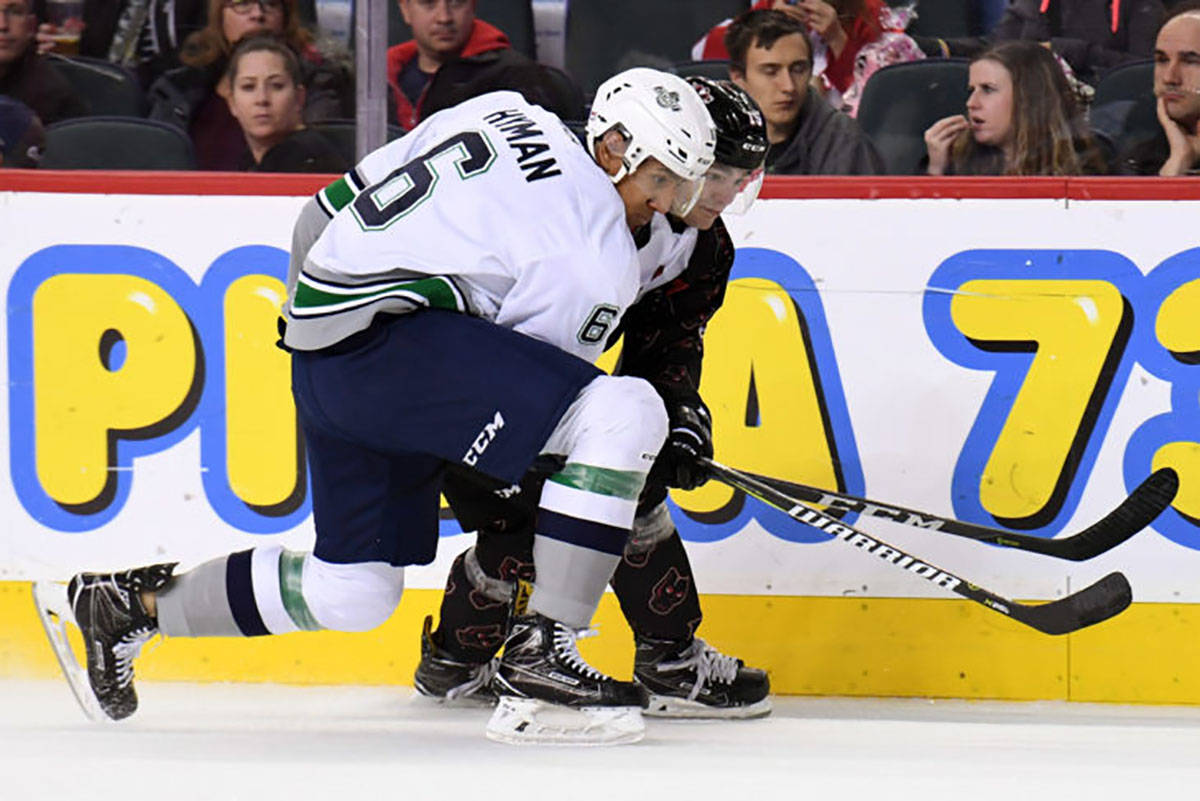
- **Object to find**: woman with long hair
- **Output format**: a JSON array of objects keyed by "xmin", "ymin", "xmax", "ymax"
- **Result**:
[
  {"xmin": 924, "ymin": 40, "xmax": 1106, "ymax": 175},
  {"xmin": 147, "ymin": 0, "xmax": 349, "ymax": 170},
  {"xmin": 178, "ymin": 0, "xmax": 311, "ymax": 69},
  {"xmin": 225, "ymin": 34, "xmax": 346, "ymax": 172}
]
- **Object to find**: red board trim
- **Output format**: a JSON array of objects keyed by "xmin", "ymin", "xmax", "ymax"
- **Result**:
[{"xmin": 3, "ymin": 170, "xmax": 1200, "ymax": 200}]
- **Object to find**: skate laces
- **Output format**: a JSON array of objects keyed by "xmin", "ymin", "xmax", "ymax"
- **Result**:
[
  {"xmin": 658, "ymin": 638, "xmax": 740, "ymax": 701},
  {"xmin": 445, "ymin": 658, "xmax": 499, "ymax": 702},
  {"xmin": 111, "ymin": 626, "xmax": 156, "ymax": 689},
  {"xmin": 87, "ymin": 575, "xmax": 158, "ymax": 689},
  {"xmin": 551, "ymin": 623, "xmax": 606, "ymax": 681}
]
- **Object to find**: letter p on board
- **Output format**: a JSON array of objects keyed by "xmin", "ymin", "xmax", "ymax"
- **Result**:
[{"xmin": 32, "ymin": 273, "xmax": 198, "ymax": 509}]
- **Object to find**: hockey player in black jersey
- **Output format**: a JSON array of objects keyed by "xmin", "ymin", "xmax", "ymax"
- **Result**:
[{"xmin": 415, "ymin": 77, "xmax": 775, "ymax": 719}]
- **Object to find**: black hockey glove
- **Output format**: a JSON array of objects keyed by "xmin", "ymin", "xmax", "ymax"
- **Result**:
[{"xmin": 655, "ymin": 401, "xmax": 713, "ymax": 491}]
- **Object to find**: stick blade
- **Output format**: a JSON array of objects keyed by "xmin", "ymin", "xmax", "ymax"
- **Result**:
[
  {"xmin": 1010, "ymin": 572, "xmax": 1132, "ymax": 635},
  {"xmin": 1057, "ymin": 468, "xmax": 1179, "ymax": 560}
]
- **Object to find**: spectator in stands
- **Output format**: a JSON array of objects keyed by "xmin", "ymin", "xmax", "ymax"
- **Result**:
[
  {"xmin": 147, "ymin": 0, "xmax": 349, "ymax": 170},
  {"xmin": 726, "ymin": 8, "xmax": 883, "ymax": 174},
  {"xmin": 388, "ymin": 0, "xmax": 579, "ymax": 131},
  {"xmin": 0, "ymin": 0, "xmax": 84, "ymax": 122},
  {"xmin": 924, "ymin": 40, "xmax": 1107, "ymax": 175},
  {"xmin": 1118, "ymin": 2, "xmax": 1200, "ymax": 174},
  {"xmin": 33, "ymin": 0, "xmax": 207, "ymax": 89},
  {"xmin": 914, "ymin": 0, "xmax": 1166, "ymax": 87},
  {"xmin": 975, "ymin": 0, "xmax": 1010, "ymax": 34},
  {"xmin": 692, "ymin": 0, "xmax": 923, "ymax": 117},
  {"xmin": 0, "ymin": 94, "xmax": 43, "ymax": 165},
  {"xmin": 226, "ymin": 35, "xmax": 345, "ymax": 172}
]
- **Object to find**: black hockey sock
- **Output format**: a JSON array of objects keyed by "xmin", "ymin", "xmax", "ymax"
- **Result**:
[
  {"xmin": 433, "ymin": 534, "xmax": 534, "ymax": 663},
  {"xmin": 610, "ymin": 527, "xmax": 702, "ymax": 642}
]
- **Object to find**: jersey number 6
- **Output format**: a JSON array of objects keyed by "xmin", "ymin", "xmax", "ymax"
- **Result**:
[
  {"xmin": 578, "ymin": 304, "xmax": 620, "ymax": 345},
  {"xmin": 352, "ymin": 130, "xmax": 497, "ymax": 231}
]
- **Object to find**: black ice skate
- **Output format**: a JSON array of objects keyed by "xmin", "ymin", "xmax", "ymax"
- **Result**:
[
  {"xmin": 634, "ymin": 635, "xmax": 772, "ymax": 719},
  {"xmin": 412, "ymin": 615, "xmax": 498, "ymax": 706},
  {"xmin": 33, "ymin": 563, "xmax": 175, "ymax": 722},
  {"xmin": 486, "ymin": 612, "xmax": 647, "ymax": 745}
]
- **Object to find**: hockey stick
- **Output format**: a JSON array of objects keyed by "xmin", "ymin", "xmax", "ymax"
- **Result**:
[
  {"xmin": 700, "ymin": 458, "xmax": 1132, "ymax": 635},
  {"xmin": 734, "ymin": 467, "xmax": 1178, "ymax": 562}
]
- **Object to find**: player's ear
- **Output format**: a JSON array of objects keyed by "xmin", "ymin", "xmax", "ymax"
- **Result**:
[{"xmin": 594, "ymin": 129, "xmax": 628, "ymax": 177}]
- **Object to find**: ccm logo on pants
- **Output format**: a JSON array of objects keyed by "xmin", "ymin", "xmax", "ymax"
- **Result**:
[{"xmin": 464, "ymin": 411, "xmax": 506, "ymax": 466}]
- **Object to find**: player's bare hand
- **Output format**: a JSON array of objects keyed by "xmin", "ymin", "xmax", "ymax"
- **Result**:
[
  {"xmin": 1157, "ymin": 96, "xmax": 1200, "ymax": 176},
  {"xmin": 924, "ymin": 114, "xmax": 969, "ymax": 175}
]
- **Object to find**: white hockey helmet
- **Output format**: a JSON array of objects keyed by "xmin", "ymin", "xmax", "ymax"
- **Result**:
[{"xmin": 586, "ymin": 67, "xmax": 717, "ymax": 214}]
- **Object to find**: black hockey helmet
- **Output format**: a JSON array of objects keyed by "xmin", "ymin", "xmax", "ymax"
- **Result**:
[{"xmin": 684, "ymin": 75, "xmax": 768, "ymax": 171}]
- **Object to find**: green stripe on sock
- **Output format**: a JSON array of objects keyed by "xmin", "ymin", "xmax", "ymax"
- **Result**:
[
  {"xmin": 547, "ymin": 464, "xmax": 646, "ymax": 500},
  {"xmin": 278, "ymin": 550, "xmax": 323, "ymax": 631},
  {"xmin": 293, "ymin": 275, "xmax": 462, "ymax": 313},
  {"xmin": 321, "ymin": 177, "xmax": 355, "ymax": 211}
]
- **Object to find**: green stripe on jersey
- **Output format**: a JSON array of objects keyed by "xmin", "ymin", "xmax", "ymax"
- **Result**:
[
  {"xmin": 292, "ymin": 275, "xmax": 463, "ymax": 313},
  {"xmin": 278, "ymin": 550, "xmax": 323, "ymax": 631},
  {"xmin": 548, "ymin": 464, "xmax": 646, "ymax": 500},
  {"xmin": 321, "ymin": 177, "xmax": 355, "ymax": 212}
]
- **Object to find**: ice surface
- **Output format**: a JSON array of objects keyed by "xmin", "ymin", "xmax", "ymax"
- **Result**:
[{"xmin": 3, "ymin": 680, "xmax": 1199, "ymax": 800}]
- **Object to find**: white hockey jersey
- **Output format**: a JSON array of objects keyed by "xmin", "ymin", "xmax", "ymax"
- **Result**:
[
  {"xmin": 284, "ymin": 91, "xmax": 640, "ymax": 363},
  {"xmin": 633, "ymin": 213, "xmax": 700, "ymax": 301}
]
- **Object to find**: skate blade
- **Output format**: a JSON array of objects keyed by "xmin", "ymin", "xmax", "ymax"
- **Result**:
[
  {"xmin": 31, "ymin": 581, "xmax": 111, "ymax": 723},
  {"xmin": 412, "ymin": 686, "xmax": 497, "ymax": 709},
  {"xmin": 485, "ymin": 696, "xmax": 645, "ymax": 746},
  {"xmin": 644, "ymin": 693, "xmax": 772, "ymax": 720}
]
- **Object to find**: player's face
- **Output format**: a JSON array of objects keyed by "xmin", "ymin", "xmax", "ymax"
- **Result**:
[
  {"xmin": 228, "ymin": 50, "xmax": 304, "ymax": 147},
  {"xmin": 617, "ymin": 158, "xmax": 695, "ymax": 231},
  {"xmin": 222, "ymin": 0, "xmax": 285, "ymax": 45},
  {"xmin": 1155, "ymin": 14, "xmax": 1200, "ymax": 129},
  {"xmin": 400, "ymin": 0, "xmax": 475, "ymax": 63},
  {"xmin": 0, "ymin": 0, "xmax": 35, "ymax": 67},
  {"xmin": 732, "ymin": 33, "xmax": 811, "ymax": 142},
  {"xmin": 966, "ymin": 59, "xmax": 1014, "ymax": 149},
  {"xmin": 682, "ymin": 162, "xmax": 758, "ymax": 230}
]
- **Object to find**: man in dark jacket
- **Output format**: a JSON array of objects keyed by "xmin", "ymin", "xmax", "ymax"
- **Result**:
[
  {"xmin": 725, "ymin": 8, "xmax": 882, "ymax": 175},
  {"xmin": 0, "ymin": 0, "xmax": 84, "ymax": 123},
  {"xmin": 1118, "ymin": 2, "xmax": 1200, "ymax": 174},
  {"xmin": 387, "ymin": 0, "xmax": 579, "ymax": 132},
  {"xmin": 33, "ymin": 0, "xmax": 206, "ymax": 89},
  {"xmin": 917, "ymin": 0, "xmax": 1165, "ymax": 86}
]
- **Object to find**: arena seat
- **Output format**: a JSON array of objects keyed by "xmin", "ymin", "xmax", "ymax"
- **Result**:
[
  {"xmin": 310, "ymin": 120, "xmax": 407, "ymax": 167},
  {"xmin": 856, "ymin": 58, "xmax": 970, "ymax": 175},
  {"xmin": 905, "ymin": 0, "xmax": 972, "ymax": 38},
  {"xmin": 564, "ymin": 0, "xmax": 746, "ymax": 95},
  {"xmin": 47, "ymin": 55, "xmax": 145, "ymax": 117},
  {"xmin": 41, "ymin": 117, "xmax": 195, "ymax": 170},
  {"xmin": 1090, "ymin": 59, "xmax": 1157, "ymax": 160}
]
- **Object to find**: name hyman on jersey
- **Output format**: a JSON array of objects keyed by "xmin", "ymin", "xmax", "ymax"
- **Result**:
[{"xmin": 483, "ymin": 108, "xmax": 562, "ymax": 183}]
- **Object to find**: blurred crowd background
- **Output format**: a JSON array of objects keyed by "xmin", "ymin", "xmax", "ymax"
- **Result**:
[{"xmin": 0, "ymin": 0, "xmax": 1196, "ymax": 177}]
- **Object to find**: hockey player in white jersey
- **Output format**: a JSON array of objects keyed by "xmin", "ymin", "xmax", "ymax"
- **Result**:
[
  {"xmin": 33, "ymin": 68, "xmax": 717, "ymax": 746},
  {"xmin": 413, "ymin": 78, "xmax": 776, "ymax": 718}
]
